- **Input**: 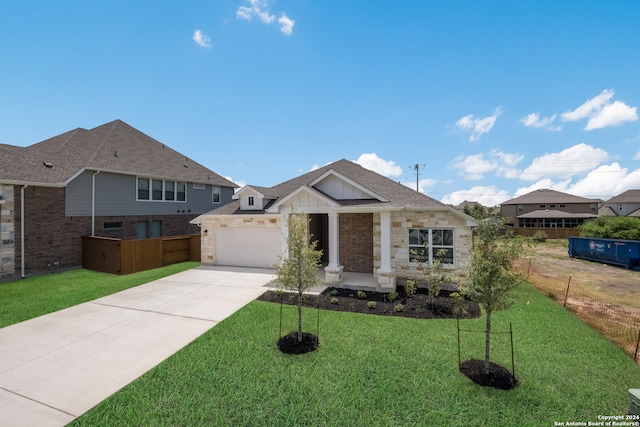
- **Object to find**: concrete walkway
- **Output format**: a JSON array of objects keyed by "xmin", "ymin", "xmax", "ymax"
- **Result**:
[{"xmin": 0, "ymin": 266, "xmax": 276, "ymax": 427}]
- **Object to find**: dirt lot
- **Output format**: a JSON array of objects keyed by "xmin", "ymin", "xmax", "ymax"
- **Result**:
[{"xmin": 519, "ymin": 239, "xmax": 640, "ymax": 310}]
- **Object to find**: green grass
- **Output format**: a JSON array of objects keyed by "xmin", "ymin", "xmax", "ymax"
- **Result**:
[
  {"xmin": 0, "ymin": 262, "xmax": 200, "ymax": 328},
  {"xmin": 71, "ymin": 283, "xmax": 640, "ymax": 427}
]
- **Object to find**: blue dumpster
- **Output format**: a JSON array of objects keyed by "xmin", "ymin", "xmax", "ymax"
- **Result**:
[{"xmin": 568, "ymin": 237, "xmax": 640, "ymax": 270}]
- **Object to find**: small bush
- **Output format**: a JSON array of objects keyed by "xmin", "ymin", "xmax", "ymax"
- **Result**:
[
  {"xmin": 393, "ymin": 303, "xmax": 404, "ymax": 312},
  {"xmin": 532, "ymin": 231, "xmax": 547, "ymax": 243},
  {"xmin": 328, "ymin": 289, "xmax": 339, "ymax": 296},
  {"xmin": 356, "ymin": 290, "xmax": 367, "ymax": 299},
  {"xmin": 387, "ymin": 292, "xmax": 398, "ymax": 302},
  {"xmin": 367, "ymin": 301, "xmax": 377, "ymax": 309},
  {"xmin": 330, "ymin": 297, "xmax": 339, "ymax": 305},
  {"xmin": 405, "ymin": 280, "xmax": 417, "ymax": 297}
]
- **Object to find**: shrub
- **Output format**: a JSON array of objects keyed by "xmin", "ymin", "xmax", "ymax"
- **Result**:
[
  {"xmin": 393, "ymin": 303, "xmax": 404, "ymax": 312},
  {"xmin": 328, "ymin": 289, "xmax": 339, "ymax": 296},
  {"xmin": 330, "ymin": 297, "xmax": 339, "ymax": 305},
  {"xmin": 367, "ymin": 301, "xmax": 377, "ymax": 309},
  {"xmin": 356, "ymin": 290, "xmax": 367, "ymax": 299},
  {"xmin": 387, "ymin": 292, "xmax": 398, "ymax": 302},
  {"xmin": 405, "ymin": 280, "xmax": 417, "ymax": 297},
  {"xmin": 532, "ymin": 231, "xmax": 547, "ymax": 243}
]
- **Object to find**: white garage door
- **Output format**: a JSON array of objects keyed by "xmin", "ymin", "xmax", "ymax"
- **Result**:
[{"xmin": 214, "ymin": 228, "xmax": 282, "ymax": 268}]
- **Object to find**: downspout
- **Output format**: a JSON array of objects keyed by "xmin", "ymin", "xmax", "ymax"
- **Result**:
[
  {"xmin": 21, "ymin": 184, "xmax": 28, "ymax": 278},
  {"xmin": 92, "ymin": 171, "xmax": 100, "ymax": 236}
]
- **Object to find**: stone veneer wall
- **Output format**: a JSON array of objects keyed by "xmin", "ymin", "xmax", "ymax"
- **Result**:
[
  {"xmin": 373, "ymin": 210, "xmax": 473, "ymax": 284},
  {"xmin": 9, "ymin": 185, "xmax": 201, "ymax": 279},
  {"xmin": 199, "ymin": 215, "xmax": 281, "ymax": 264},
  {"xmin": 0, "ymin": 184, "xmax": 15, "ymax": 280}
]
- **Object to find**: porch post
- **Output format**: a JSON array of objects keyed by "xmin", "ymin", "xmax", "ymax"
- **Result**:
[
  {"xmin": 376, "ymin": 210, "xmax": 396, "ymax": 291},
  {"xmin": 324, "ymin": 210, "xmax": 343, "ymax": 284}
]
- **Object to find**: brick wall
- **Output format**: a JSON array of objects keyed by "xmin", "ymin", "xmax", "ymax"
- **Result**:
[
  {"xmin": 10, "ymin": 185, "xmax": 201, "ymax": 278},
  {"xmin": 339, "ymin": 213, "xmax": 373, "ymax": 273}
]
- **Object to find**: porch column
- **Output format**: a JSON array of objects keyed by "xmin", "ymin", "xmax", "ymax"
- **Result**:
[
  {"xmin": 324, "ymin": 211, "xmax": 343, "ymax": 284},
  {"xmin": 376, "ymin": 210, "xmax": 396, "ymax": 291}
]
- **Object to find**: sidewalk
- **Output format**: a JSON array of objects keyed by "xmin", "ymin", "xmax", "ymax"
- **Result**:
[{"xmin": 0, "ymin": 266, "xmax": 275, "ymax": 427}]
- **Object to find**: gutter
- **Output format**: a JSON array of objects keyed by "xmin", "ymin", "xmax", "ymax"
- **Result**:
[
  {"xmin": 91, "ymin": 170, "xmax": 100, "ymax": 236},
  {"xmin": 21, "ymin": 184, "xmax": 28, "ymax": 278}
]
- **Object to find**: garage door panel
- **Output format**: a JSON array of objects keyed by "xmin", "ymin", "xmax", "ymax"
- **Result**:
[{"xmin": 214, "ymin": 228, "xmax": 282, "ymax": 268}]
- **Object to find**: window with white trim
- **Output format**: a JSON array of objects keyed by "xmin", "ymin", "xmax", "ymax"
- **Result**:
[
  {"xmin": 137, "ymin": 177, "xmax": 187, "ymax": 202},
  {"xmin": 248, "ymin": 196, "xmax": 255, "ymax": 206},
  {"xmin": 212, "ymin": 186, "xmax": 220, "ymax": 203},
  {"xmin": 409, "ymin": 228, "xmax": 454, "ymax": 265}
]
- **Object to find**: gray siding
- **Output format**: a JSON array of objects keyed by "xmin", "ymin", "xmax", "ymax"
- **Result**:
[{"xmin": 66, "ymin": 171, "xmax": 234, "ymax": 216}]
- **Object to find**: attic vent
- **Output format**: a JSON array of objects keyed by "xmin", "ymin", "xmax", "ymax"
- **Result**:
[
  {"xmin": 183, "ymin": 163, "xmax": 188, "ymax": 168},
  {"xmin": 114, "ymin": 150, "xmax": 118, "ymax": 157},
  {"xmin": 43, "ymin": 161, "xmax": 53, "ymax": 169}
]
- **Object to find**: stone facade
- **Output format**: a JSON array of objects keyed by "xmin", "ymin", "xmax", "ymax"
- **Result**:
[
  {"xmin": 373, "ymin": 210, "xmax": 473, "ymax": 285},
  {"xmin": 4, "ymin": 185, "xmax": 201, "ymax": 279},
  {"xmin": 0, "ymin": 184, "xmax": 15, "ymax": 280}
]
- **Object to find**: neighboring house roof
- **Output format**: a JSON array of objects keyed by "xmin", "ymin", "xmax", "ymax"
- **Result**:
[
  {"xmin": 501, "ymin": 189, "xmax": 599, "ymax": 205},
  {"xmin": 455, "ymin": 200, "xmax": 481, "ymax": 210},
  {"xmin": 517, "ymin": 210, "xmax": 598, "ymax": 219},
  {"xmin": 605, "ymin": 189, "xmax": 640, "ymax": 204},
  {"xmin": 0, "ymin": 120, "xmax": 237, "ymax": 188},
  {"xmin": 202, "ymin": 159, "xmax": 455, "ymax": 216},
  {"xmin": 598, "ymin": 205, "xmax": 618, "ymax": 216}
]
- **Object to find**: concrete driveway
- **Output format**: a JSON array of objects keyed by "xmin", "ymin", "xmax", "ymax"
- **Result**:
[{"xmin": 0, "ymin": 266, "xmax": 275, "ymax": 427}]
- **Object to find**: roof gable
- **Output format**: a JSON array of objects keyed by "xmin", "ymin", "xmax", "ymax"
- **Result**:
[
  {"xmin": 310, "ymin": 169, "xmax": 388, "ymax": 202},
  {"xmin": 606, "ymin": 189, "xmax": 640, "ymax": 203}
]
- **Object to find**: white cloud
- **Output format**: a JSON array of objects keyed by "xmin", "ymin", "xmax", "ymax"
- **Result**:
[
  {"xmin": 455, "ymin": 107, "xmax": 503, "ymax": 142},
  {"xmin": 520, "ymin": 112, "xmax": 559, "ymax": 130},
  {"xmin": 519, "ymin": 143, "xmax": 609, "ymax": 181},
  {"xmin": 451, "ymin": 149, "xmax": 523, "ymax": 180},
  {"xmin": 634, "ymin": 152, "xmax": 640, "ymax": 161},
  {"xmin": 562, "ymin": 89, "xmax": 638, "ymax": 130},
  {"xmin": 278, "ymin": 13, "xmax": 295, "ymax": 36},
  {"xmin": 237, "ymin": 0, "xmax": 294, "ymax": 35},
  {"xmin": 515, "ymin": 163, "xmax": 640, "ymax": 200},
  {"xmin": 192, "ymin": 30, "xmax": 211, "ymax": 48},
  {"xmin": 226, "ymin": 176, "xmax": 247, "ymax": 190},
  {"xmin": 354, "ymin": 153, "xmax": 402, "ymax": 177},
  {"xmin": 441, "ymin": 186, "xmax": 511, "ymax": 207}
]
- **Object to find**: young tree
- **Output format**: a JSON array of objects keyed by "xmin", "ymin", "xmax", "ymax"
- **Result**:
[
  {"xmin": 464, "ymin": 217, "xmax": 525, "ymax": 374},
  {"xmin": 274, "ymin": 212, "xmax": 323, "ymax": 343}
]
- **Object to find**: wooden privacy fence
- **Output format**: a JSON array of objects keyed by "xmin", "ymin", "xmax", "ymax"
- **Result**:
[
  {"xmin": 82, "ymin": 234, "xmax": 201, "ymax": 275},
  {"xmin": 515, "ymin": 227, "xmax": 579, "ymax": 239}
]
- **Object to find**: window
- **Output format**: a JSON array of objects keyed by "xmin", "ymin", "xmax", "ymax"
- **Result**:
[
  {"xmin": 137, "ymin": 178, "xmax": 150, "ymax": 200},
  {"xmin": 549, "ymin": 204, "xmax": 556, "ymax": 208},
  {"xmin": 193, "ymin": 183, "xmax": 205, "ymax": 190},
  {"xmin": 248, "ymin": 196, "xmax": 255, "ymax": 206},
  {"xmin": 539, "ymin": 204, "xmax": 546, "ymax": 208},
  {"xmin": 409, "ymin": 228, "xmax": 454, "ymax": 265},
  {"xmin": 137, "ymin": 177, "xmax": 187, "ymax": 202},
  {"xmin": 212, "ymin": 186, "xmax": 220, "ymax": 203},
  {"xmin": 165, "ymin": 181, "xmax": 175, "ymax": 201},
  {"xmin": 103, "ymin": 221, "xmax": 123, "ymax": 230},
  {"xmin": 517, "ymin": 204, "xmax": 523, "ymax": 213},
  {"xmin": 152, "ymin": 179, "xmax": 163, "ymax": 201},
  {"xmin": 590, "ymin": 203, "xmax": 597, "ymax": 213}
]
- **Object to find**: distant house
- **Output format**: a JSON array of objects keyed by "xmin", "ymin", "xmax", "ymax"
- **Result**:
[
  {"xmin": 0, "ymin": 120, "xmax": 236, "ymax": 280},
  {"xmin": 599, "ymin": 189, "xmax": 640, "ymax": 217},
  {"xmin": 191, "ymin": 159, "xmax": 477, "ymax": 291},
  {"xmin": 500, "ymin": 189, "xmax": 599, "ymax": 238}
]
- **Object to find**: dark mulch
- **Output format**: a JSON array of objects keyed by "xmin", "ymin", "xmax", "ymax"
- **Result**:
[
  {"xmin": 257, "ymin": 285, "xmax": 481, "ymax": 320},
  {"xmin": 277, "ymin": 332, "xmax": 319, "ymax": 354},
  {"xmin": 459, "ymin": 359, "xmax": 519, "ymax": 390}
]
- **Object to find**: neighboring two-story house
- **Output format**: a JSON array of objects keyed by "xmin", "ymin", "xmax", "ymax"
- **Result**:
[
  {"xmin": 599, "ymin": 189, "xmax": 640, "ymax": 217},
  {"xmin": 500, "ymin": 189, "xmax": 600, "ymax": 238},
  {"xmin": 0, "ymin": 120, "xmax": 236, "ymax": 280},
  {"xmin": 191, "ymin": 159, "xmax": 477, "ymax": 292}
]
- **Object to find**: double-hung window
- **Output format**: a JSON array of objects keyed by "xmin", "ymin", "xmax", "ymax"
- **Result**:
[
  {"xmin": 212, "ymin": 186, "xmax": 220, "ymax": 203},
  {"xmin": 409, "ymin": 228, "xmax": 454, "ymax": 265},
  {"xmin": 137, "ymin": 177, "xmax": 187, "ymax": 202}
]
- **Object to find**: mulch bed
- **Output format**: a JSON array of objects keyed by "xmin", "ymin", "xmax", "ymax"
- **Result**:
[
  {"xmin": 257, "ymin": 285, "xmax": 482, "ymax": 320},
  {"xmin": 459, "ymin": 359, "xmax": 519, "ymax": 390},
  {"xmin": 277, "ymin": 332, "xmax": 319, "ymax": 354}
]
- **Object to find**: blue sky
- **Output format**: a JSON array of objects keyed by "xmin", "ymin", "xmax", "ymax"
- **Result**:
[{"xmin": 2, "ymin": 1, "xmax": 639, "ymax": 206}]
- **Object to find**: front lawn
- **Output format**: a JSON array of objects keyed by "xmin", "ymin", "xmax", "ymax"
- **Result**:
[
  {"xmin": 71, "ymin": 283, "xmax": 639, "ymax": 426},
  {"xmin": 0, "ymin": 262, "xmax": 200, "ymax": 328}
]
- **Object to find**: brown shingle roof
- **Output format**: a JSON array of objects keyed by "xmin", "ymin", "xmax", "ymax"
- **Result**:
[
  {"xmin": 0, "ymin": 120, "xmax": 236, "ymax": 188},
  {"xmin": 204, "ymin": 159, "xmax": 448, "ymax": 215},
  {"xmin": 501, "ymin": 189, "xmax": 598, "ymax": 205},
  {"xmin": 605, "ymin": 189, "xmax": 640, "ymax": 203}
]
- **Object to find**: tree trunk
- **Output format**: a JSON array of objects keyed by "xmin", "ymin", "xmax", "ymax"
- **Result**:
[
  {"xmin": 484, "ymin": 309, "xmax": 492, "ymax": 375},
  {"xmin": 297, "ymin": 291, "xmax": 303, "ymax": 343}
]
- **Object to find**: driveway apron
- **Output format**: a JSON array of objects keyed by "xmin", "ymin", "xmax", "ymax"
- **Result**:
[{"xmin": 0, "ymin": 266, "xmax": 275, "ymax": 427}]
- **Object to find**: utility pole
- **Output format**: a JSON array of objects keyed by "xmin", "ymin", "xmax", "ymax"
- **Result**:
[{"xmin": 410, "ymin": 163, "xmax": 425, "ymax": 192}]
